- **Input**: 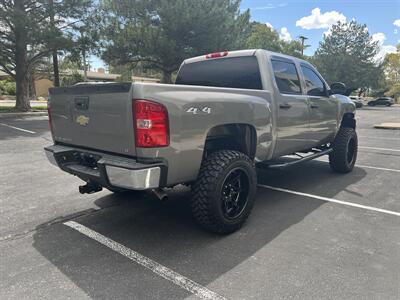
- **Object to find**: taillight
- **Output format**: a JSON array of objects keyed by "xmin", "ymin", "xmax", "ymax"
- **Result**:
[
  {"xmin": 205, "ymin": 51, "xmax": 228, "ymax": 59},
  {"xmin": 133, "ymin": 99, "xmax": 169, "ymax": 147}
]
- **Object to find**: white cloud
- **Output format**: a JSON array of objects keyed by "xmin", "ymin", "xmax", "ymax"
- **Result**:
[
  {"xmin": 296, "ymin": 8, "xmax": 346, "ymax": 30},
  {"xmin": 372, "ymin": 33, "xmax": 397, "ymax": 62},
  {"xmin": 394, "ymin": 19, "xmax": 400, "ymax": 27},
  {"xmin": 252, "ymin": 3, "xmax": 287, "ymax": 10},
  {"xmin": 265, "ymin": 22, "xmax": 273, "ymax": 29},
  {"xmin": 377, "ymin": 45, "xmax": 397, "ymax": 61},
  {"xmin": 280, "ymin": 27, "xmax": 292, "ymax": 42},
  {"xmin": 323, "ymin": 27, "xmax": 332, "ymax": 37},
  {"xmin": 372, "ymin": 32, "xmax": 386, "ymax": 46}
]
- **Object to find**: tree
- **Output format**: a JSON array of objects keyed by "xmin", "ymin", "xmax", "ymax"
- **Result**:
[
  {"xmin": 0, "ymin": 0, "xmax": 94, "ymax": 110},
  {"xmin": 246, "ymin": 22, "xmax": 304, "ymax": 58},
  {"xmin": 100, "ymin": 0, "xmax": 251, "ymax": 83},
  {"xmin": 246, "ymin": 23, "xmax": 282, "ymax": 52},
  {"xmin": 312, "ymin": 21, "xmax": 382, "ymax": 95},
  {"xmin": 383, "ymin": 44, "xmax": 400, "ymax": 100}
]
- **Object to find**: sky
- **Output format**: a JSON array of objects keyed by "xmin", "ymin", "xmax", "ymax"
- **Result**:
[{"xmin": 90, "ymin": 0, "xmax": 400, "ymax": 71}]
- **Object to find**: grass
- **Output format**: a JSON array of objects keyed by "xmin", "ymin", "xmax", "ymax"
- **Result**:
[{"xmin": 0, "ymin": 106, "xmax": 48, "ymax": 113}]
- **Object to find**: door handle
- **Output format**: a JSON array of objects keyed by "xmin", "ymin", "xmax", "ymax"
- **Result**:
[
  {"xmin": 310, "ymin": 104, "xmax": 319, "ymax": 109},
  {"xmin": 279, "ymin": 103, "xmax": 292, "ymax": 109}
]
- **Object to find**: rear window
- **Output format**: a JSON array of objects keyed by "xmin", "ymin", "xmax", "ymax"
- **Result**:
[{"xmin": 176, "ymin": 56, "xmax": 262, "ymax": 90}]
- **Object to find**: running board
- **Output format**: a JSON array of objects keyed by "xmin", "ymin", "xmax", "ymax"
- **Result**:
[{"xmin": 259, "ymin": 148, "xmax": 333, "ymax": 169}]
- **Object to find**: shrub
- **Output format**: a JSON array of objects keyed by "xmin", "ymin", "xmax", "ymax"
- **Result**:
[{"xmin": 0, "ymin": 80, "xmax": 16, "ymax": 95}]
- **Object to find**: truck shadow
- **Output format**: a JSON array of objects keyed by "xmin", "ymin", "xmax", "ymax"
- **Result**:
[{"xmin": 32, "ymin": 160, "xmax": 366, "ymax": 299}]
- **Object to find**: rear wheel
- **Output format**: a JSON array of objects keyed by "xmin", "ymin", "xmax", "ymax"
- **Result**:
[
  {"xmin": 329, "ymin": 127, "xmax": 358, "ymax": 173},
  {"xmin": 191, "ymin": 150, "xmax": 257, "ymax": 234}
]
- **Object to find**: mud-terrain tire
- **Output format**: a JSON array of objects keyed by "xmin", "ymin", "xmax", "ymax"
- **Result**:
[
  {"xmin": 191, "ymin": 150, "xmax": 257, "ymax": 234},
  {"xmin": 329, "ymin": 127, "xmax": 358, "ymax": 173}
]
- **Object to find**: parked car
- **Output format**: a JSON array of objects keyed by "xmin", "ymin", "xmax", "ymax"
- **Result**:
[
  {"xmin": 368, "ymin": 97, "xmax": 395, "ymax": 106},
  {"xmin": 349, "ymin": 96, "xmax": 363, "ymax": 108},
  {"xmin": 45, "ymin": 49, "xmax": 357, "ymax": 234}
]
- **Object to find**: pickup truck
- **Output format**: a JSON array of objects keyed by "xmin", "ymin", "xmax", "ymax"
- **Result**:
[{"xmin": 45, "ymin": 49, "xmax": 357, "ymax": 234}]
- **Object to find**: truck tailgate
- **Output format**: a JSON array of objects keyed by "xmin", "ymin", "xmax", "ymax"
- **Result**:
[{"xmin": 48, "ymin": 83, "xmax": 136, "ymax": 156}]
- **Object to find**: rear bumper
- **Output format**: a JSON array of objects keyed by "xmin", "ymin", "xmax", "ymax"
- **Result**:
[{"xmin": 44, "ymin": 145, "xmax": 166, "ymax": 190}]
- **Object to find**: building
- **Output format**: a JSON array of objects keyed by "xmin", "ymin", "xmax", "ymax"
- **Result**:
[{"xmin": 0, "ymin": 69, "xmax": 160, "ymax": 98}]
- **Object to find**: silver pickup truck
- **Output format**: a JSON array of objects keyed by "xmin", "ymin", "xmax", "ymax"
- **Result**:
[{"xmin": 45, "ymin": 49, "xmax": 357, "ymax": 234}]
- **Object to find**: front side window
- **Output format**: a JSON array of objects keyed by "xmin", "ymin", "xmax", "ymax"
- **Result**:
[
  {"xmin": 301, "ymin": 66, "xmax": 326, "ymax": 97},
  {"xmin": 271, "ymin": 60, "xmax": 302, "ymax": 94}
]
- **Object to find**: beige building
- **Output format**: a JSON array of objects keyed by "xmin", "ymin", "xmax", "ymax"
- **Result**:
[{"xmin": 0, "ymin": 69, "xmax": 160, "ymax": 98}]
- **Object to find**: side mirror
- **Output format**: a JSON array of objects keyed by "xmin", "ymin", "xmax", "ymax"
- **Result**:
[{"xmin": 330, "ymin": 82, "xmax": 347, "ymax": 95}]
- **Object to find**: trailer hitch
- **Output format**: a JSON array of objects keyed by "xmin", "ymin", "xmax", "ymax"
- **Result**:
[{"xmin": 79, "ymin": 181, "xmax": 102, "ymax": 194}]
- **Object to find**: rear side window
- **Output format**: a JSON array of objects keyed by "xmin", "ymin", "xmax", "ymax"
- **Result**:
[
  {"xmin": 271, "ymin": 60, "xmax": 301, "ymax": 94},
  {"xmin": 176, "ymin": 56, "xmax": 262, "ymax": 90},
  {"xmin": 301, "ymin": 66, "xmax": 326, "ymax": 97}
]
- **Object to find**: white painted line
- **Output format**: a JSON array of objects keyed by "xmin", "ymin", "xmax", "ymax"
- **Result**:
[
  {"xmin": 258, "ymin": 185, "xmax": 400, "ymax": 217},
  {"xmin": 64, "ymin": 221, "xmax": 226, "ymax": 300},
  {"xmin": 317, "ymin": 158, "xmax": 400, "ymax": 173},
  {"xmin": 0, "ymin": 122, "xmax": 36, "ymax": 134},
  {"xmin": 359, "ymin": 146, "xmax": 400, "ymax": 152},
  {"xmin": 359, "ymin": 136, "xmax": 399, "ymax": 141},
  {"xmin": 356, "ymin": 164, "xmax": 400, "ymax": 173}
]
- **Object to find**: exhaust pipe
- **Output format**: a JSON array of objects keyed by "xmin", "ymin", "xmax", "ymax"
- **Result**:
[
  {"xmin": 152, "ymin": 188, "xmax": 168, "ymax": 202},
  {"xmin": 79, "ymin": 181, "xmax": 102, "ymax": 194}
]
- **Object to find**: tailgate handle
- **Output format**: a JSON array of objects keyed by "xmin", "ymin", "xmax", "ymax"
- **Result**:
[{"xmin": 74, "ymin": 96, "xmax": 89, "ymax": 110}]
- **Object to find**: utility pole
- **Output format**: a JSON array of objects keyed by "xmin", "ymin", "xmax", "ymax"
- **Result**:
[{"xmin": 298, "ymin": 35, "xmax": 308, "ymax": 56}]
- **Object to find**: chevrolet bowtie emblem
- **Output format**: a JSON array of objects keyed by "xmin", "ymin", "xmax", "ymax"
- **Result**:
[{"xmin": 76, "ymin": 115, "xmax": 89, "ymax": 126}]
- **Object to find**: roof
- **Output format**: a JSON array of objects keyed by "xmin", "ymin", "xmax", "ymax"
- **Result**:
[{"xmin": 182, "ymin": 49, "xmax": 310, "ymax": 67}]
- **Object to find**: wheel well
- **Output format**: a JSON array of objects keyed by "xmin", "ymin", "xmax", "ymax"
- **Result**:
[
  {"xmin": 204, "ymin": 124, "xmax": 257, "ymax": 159},
  {"xmin": 341, "ymin": 113, "xmax": 356, "ymax": 129}
]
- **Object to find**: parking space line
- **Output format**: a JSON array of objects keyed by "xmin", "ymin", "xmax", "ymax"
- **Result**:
[
  {"xmin": 258, "ymin": 185, "xmax": 400, "ymax": 217},
  {"xmin": 64, "ymin": 221, "xmax": 227, "ymax": 300},
  {"xmin": 320, "ymin": 159, "xmax": 400, "ymax": 173},
  {"xmin": 359, "ymin": 136, "xmax": 399, "ymax": 141},
  {"xmin": 356, "ymin": 164, "xmax": 400, "ymax": 173},
  {"xmin": 359, "ymin": 146, "xmax": 400, "ymax": 152},
  {"xmin": 316, "ymin": 158, "xmax": 400, "ymax": 173},
  {"xmin": 0, "ymin": 122, "xmax": 36, "ymax": 134}
]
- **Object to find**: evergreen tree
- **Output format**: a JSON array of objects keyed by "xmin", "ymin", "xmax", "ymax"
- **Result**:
[
  {"xmin": 313, "ymin": 21, "xmax": 382, "ymax": 95},
  {"xmin": 100, "ymin": 0, "xmax": 251, "ymax": 83},
  {"xmin": 246, "ymin": 23, "xmax": 304, "ymax": 58}
]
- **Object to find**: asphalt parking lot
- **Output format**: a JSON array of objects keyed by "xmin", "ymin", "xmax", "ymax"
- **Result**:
[{"xmin": 1, "ymin": 106, "xmax": 399, "ymax": 300}]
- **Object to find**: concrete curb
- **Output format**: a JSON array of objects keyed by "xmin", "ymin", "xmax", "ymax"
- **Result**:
[
  {"xmin": 374, "ymin": 123, "xmax": 400, "ymax": 130},
  {"xmin": 0, "ymin": 111, "xmax": 48, "ymax": 118}
]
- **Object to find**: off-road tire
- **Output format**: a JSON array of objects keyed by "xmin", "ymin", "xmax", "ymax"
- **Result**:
[
  {"xmin": 329, "ymin": 127, "xmax": 358, "ymax": 173},
  {"xmin": 191, "ymin": 150, "xmax": 257, "ymax": 234}
]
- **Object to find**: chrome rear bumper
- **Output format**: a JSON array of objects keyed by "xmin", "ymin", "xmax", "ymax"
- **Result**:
[{"xmin": 44, "ymin": 145, "xmax": 165, "ymax": 190}]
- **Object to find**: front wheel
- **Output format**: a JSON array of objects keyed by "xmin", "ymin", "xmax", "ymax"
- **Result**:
[
  {"xmin": 329, "ymin": 127, "xmax": 358, "ymax": 173},
  {"xmin": 191, "ymin": 150, "xmax": 257, "ymax": 234}
]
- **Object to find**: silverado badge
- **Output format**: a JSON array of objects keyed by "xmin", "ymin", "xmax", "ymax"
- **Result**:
[{"xmin": 76, "ymin": 115, "xmax": 89, "ymax": 126}]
